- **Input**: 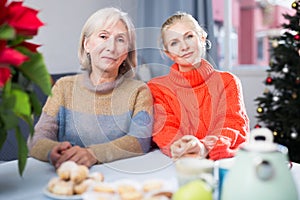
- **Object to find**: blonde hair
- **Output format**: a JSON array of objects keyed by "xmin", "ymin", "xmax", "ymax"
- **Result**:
[
  {"xmin": 78, "ymin": 7, "xmax": 137, "ymax": 75},
  {"xmin": 160, "ymin": 12, "xmax": 211, "ymax": 57}
]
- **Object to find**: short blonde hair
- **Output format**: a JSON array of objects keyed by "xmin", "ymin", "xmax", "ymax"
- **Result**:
[
  {"xmin": 78, "ymin": 7, "xmax": 137, "ymax": 76},
  {"xmin": 160, "ymin": 12, "xmax": 210, "ymax": 57}
]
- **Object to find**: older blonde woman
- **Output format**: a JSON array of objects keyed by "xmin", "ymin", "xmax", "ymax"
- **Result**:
[{"xmin": 28, "ymin": 7, "xmax": 153, "ymax": 168}]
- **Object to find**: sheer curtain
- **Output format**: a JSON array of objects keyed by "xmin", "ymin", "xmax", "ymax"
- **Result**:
[{"xmin": 135, "ymin": 0, "xmax": 218, "ymax": 80}]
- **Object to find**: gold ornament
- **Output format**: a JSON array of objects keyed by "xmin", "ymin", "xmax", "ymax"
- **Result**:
[
  {"xmin": 257, "ymin": 107, "xmax": 264, "ymax": 113},
  {"xmin": 272, "ymin": 40, "xmax": 278, "ymax": 48},
  {"xmin": 292, "ymin": 92, "xmax": 298, "ymax": 99}
]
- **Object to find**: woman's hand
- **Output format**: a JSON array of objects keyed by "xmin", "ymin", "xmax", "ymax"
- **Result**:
[
  {"xmin": 170, "ymin": 135, "xmax": 206, "ymax": 159},
  {"xmin": 49, "ymin": 141, "xmax": 72, "ymax": 168},
  {"xmin": 54, "ymin": 146, "xmax": 98, "ymax": 168}
]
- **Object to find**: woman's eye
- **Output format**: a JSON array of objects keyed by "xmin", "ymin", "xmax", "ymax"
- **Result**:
[
  {"xmin": 100, "ymin": 34, "xmax": 108, "ymax": 40},
  {"xmin": 186, "ymin": 34, "xmax": 194, "ymax": 39},
  {"xmin": 117, "ymin": 37, "xmax": 125, "ymax": 43},
  {"xmin": 170, "ymin": 41, "xmax": 177, "ymax": 46}
]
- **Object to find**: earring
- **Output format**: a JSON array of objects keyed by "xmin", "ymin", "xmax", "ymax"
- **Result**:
[{"xmin": 87, "ymin": 52, "xmax": 91, "ymax": 65}]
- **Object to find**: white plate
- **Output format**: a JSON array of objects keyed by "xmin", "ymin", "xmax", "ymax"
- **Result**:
[{"xmin": 43, "ymin": 187, "xmax": 82, "ymax": 200}]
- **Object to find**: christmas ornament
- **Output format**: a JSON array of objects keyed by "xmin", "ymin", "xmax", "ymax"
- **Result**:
[
  {"xmin": 266, "ymin": 76, "xmax": 273, "ymax": 84},
  {"xmin": 292, "ymin": 1, "xmax": 298, "ymax": 9},
  {"xmin": 282, "ymin": 65, "xmax": 289, "ymax": 73},
  {"xmin": 263, "ymin": 88, "xmax": 270, "ymax": 94},
  {"xmin": 292, "ymin": 92, "xmax": 297, "ymax": 99},
  {"xmin": 257, "ymin": 106, "xmax": 264, "ymax": 113},
  {"xmin": 291, "ymin": 132, "xmax": 298, "ymax": 139},
  {"xmin": 271, "ymin": 40, "xmax": 278, "ymax": 48},
  {"xmin": 254, "ymin": 124, "xmax": 262, "ymax": 129},
  {"xmin": 294, "ymin": 34, "xmax": 300, "ymax": 41},
  {"xmin": 273, "ymin": 96, "xmax": 279, "ymax": 102},
  {"xmin": 273, "ymin": 131, "xmax": 278, "ymax": 136},
  {"xmin": 296, "ymin": 77, "xmax": 300, "ymax": 84}
]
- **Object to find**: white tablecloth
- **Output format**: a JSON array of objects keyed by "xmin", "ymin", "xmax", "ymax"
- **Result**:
[{"xmin": 0, "ymin": 149, "xmax": 300, "ymax": 200}]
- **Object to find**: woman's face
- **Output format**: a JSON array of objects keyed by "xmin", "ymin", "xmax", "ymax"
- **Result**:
[
  {"xmin": 84, "ymin": 20, "xmax": 129, "ymax": 76},
  {"xmin": 163, "ymin": 21, "xmax": 203, "ymax": 72}
]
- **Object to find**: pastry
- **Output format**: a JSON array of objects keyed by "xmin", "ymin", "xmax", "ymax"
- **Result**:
[
  {"xmin": 117, "ymin": 184, "xmax": 137, "ymax": 195},
  {"xmin": 143, "ymin": 181, "xmax": 163, "ymax": 193},
  {"xmin": 71, "ymin": 165, "xmax": 89, "ymax": 184},
  {"xmin": 119, "ymin": 191, "xmax": 143, "ymax": 200},
  {"xmin": 48, "ymin": 178, "xmax": 74, "ymax": 195},
  {"xmin": 93, "ymin": 183, "xmax": 115, "ymax": 194},
  {"xmin": 74, "ymin": 179, "xmax": 94, "ymax": 194},
  {"xmin": 56, "ymin": 161, "xmax": 77, "ymax": 180},
  {"xmin": 88, "ymin": 172, "xmax": 105, "ymax": 182}
]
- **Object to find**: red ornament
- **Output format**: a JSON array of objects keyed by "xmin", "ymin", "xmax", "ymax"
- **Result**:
[
  {"xmin": 254, "ymin": 124, "xmax": 262, "ymax": 129},
  {"xmin": 266, "ymin": 76, "xmax": 273, "ymax": 84},
  {"xmin": 296, "ymin": 77, "xmax": 300, "ymax": 84},
  {"xmin": 294, "ymin": 34, "xmax": 300, "ymax": 41}
]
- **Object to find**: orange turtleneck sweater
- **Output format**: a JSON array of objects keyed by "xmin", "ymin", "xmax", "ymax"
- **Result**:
[{"xmin": 147, "ymin": 59, "xmax": 250, "ymax": 160}]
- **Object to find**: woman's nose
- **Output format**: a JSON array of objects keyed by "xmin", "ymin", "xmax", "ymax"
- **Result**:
[
  {"xmin": 105, "ymin": 37, "xmax": 116, "ymax": 52},
  {"xmin": 181, "ymin": 41, "xmax": 189, "ymax": 51}
]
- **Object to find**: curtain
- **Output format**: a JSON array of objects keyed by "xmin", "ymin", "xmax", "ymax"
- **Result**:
[{"xmin": 136, "ymin": 0, "xmax": 218, "ymax": 80}]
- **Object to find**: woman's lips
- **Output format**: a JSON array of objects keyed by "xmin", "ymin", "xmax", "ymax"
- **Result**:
[
  {"xmin": 101, "ymin": 56, "xmax": 117, "ymax": 61},
  {"xmin": 181, "ymin": 52, "xmax": 193, "ymax": 58}
]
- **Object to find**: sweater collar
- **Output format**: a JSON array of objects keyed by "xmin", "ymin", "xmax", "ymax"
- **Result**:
[
  {"xmin": 81, "ymin": 71, "xmax": 125, "ymax": 93},
  {"xmin": 168, "ymin": 59, "xmax": 215, "ymax": 87}
]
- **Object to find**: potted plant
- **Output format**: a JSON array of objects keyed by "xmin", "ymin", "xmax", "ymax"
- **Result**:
[{"xmin": 0, "ymin": 0, "xmax": 51, "ymax": 175}]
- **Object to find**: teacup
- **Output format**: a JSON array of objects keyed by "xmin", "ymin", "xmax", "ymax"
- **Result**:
[{"xmin": 175, "ymin": 157, "xmax": 214, "ymax": 187}]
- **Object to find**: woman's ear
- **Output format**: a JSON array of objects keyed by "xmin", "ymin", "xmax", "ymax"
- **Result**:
[{"xmin": 83, "ymin": 37, "xmax": 89, "ymax": 53}]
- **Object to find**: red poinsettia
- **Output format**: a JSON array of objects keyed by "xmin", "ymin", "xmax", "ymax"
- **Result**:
[
  {"xmin": 0, "ymin": 0, "xmax": 44, "ymax": 36},
  {"xmin": 0, "ymin": 0, "xmax": 44, "ymax": 88},
  {"xmin": 0, "ymin": 0, "xmax": 51, "ymax": 176},
  {"xmin": 0, "ymin": 66, "xmax": 10, "ymax": 87}
]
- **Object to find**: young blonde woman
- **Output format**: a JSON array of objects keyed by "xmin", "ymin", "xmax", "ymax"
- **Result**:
[
  {"xmin": 28, "ymin": 7, "xmax": 153, "ymax": 168},
  {"xmin": 148, "ymin": 12, "xmax": 249, "ymax": 160}
]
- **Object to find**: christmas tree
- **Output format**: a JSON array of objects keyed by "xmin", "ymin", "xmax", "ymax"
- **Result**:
[{"xmin": 254, "ymin": 0, "xmax": 300, "ymax": 163}]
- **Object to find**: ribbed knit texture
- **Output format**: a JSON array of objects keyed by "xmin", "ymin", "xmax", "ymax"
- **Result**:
[
  {"xmin": 148, "ymin": 59, "xmax": 249, "ymax": 160},
  {"xmin": 27, "ymin": 72, "xmax": 153, "ymax": 163}
]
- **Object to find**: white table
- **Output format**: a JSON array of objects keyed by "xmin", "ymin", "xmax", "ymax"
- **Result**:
[{"xmin": 0, "ymin": 149, "xmax": 300, "ymax": 200}]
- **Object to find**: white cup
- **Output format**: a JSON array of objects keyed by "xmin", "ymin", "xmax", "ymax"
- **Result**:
[{"xmin": 175, "ymin": 157, "xmax": 214, "ymax": 187}]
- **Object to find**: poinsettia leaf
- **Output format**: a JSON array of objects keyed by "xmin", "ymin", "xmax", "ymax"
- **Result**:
[
  {"xmin": 1, "ymin": 109, "xmax": 19, "ymax": 130},
  {"xmin": 29, "ymin": 91, "xmax": 42, "ymax": 116},
  {"xmin": 0, "ymin": 24, "xmax": 15, "ymax": 40},
  {"xmin": 11, "ymin": 89, "xmax": 31, "ymax": 116},
  {"xmin": 0, "ymin": 125, "xmax": 8, "ymax": 150},
  {"xmin": 16, "ymin": 47, "xmax": 52, "ymax": 96},
  {"xmin": 15, "ymin": 127, "xmax": 28, "ymax": 176}
]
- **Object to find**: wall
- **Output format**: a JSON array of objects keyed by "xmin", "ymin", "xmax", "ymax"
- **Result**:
[
  {"xmin": 231, "ymin": 67, "xmax": 268, "ymax": 129},
  {"xmin": 24, "ymin": 0, "xmax": 138, "ymax": 74}
]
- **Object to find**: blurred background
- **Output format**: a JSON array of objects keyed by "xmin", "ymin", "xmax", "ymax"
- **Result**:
[{"xmin": 0, "ymin": 0, "xmax": 296, "ymax": 160}]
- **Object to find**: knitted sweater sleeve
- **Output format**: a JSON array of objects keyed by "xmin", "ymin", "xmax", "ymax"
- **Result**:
[
  {"xmin": 207, "ymin": 73, "xmax": 250, "ymax": 160},
  {"xmin": 147, "ymin": 81, "xmax": 183, "ymax": 157}
]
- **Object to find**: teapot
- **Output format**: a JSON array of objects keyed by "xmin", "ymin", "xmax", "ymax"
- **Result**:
[{"xmin": 221, "ymin": 128, "xmax": 298, "ymax": 200}]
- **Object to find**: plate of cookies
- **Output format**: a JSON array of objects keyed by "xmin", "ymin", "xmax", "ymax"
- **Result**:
[
  {"xmin": 45, "ymin": 161, "xmax": 176, "ymax": 200},
  {"xmin": 44, "ymin": 161, "xmax": 104, "ymax": 199},
  {"xmin": 81, "ymin": 178, "xmax": 176, "ymax": 200}
]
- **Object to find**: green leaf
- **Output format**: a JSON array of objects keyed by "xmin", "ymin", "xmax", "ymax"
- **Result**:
[
  {"xmin": 17, "ymin": 47, "xmax": 52, "ymax": 96},
  {"xmin": 0, "ymin": 24, "xmax": 15, "ymax": 40},
  {"xmin": 11, "ymin": 89, "xmax": 31, "ymax": 116},
  {"xmin": 29, "ymin": 92, "xmax": 42, "ymax": 116},
  {"xmin": 15, "ymin": 127, "xmax": 28, "ymax": 176},
  {"xmin": 0, "ymin": 129, "xmax": 7, "ymax": 151}
]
